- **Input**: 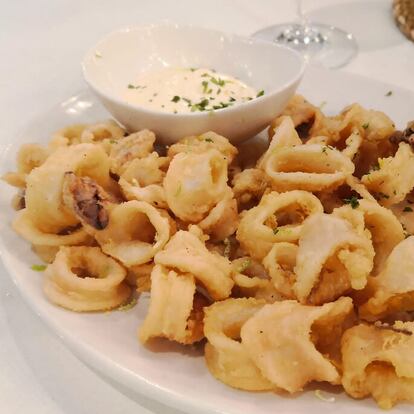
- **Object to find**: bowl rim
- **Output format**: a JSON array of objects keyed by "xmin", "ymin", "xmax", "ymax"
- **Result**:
[{"xmin": 81, "ymin": 22, "xmax": 306, "ymax": 119}]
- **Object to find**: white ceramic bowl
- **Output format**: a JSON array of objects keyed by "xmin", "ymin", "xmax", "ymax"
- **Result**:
[{"xmin": 82, "ymin": 24, "xmax": 305, "ymax": 144}]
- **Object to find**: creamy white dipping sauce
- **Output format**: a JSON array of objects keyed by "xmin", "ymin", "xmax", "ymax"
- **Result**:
[{"xmin": 123, "ymin": 67, "xmax": 261, "ymax": 113}]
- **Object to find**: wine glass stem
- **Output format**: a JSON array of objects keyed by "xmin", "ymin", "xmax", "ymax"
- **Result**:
[{"xmin": 296, "ymin": 0, "xmax": 308, "ymax": 29}]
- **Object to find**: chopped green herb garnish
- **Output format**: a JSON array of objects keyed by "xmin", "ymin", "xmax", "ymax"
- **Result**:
[
  {"xmin": 377, "ymin": 192, "xmax": 390, "ymax": 199},
  {"xmin": 343, "ymin": 196, "xmax": 360, "ymax": 209},
  {"xmin": 238, "ymin": 259, "xmax": 251, "ymax": 273},
  {"xmin": 210, "ymin": 76, "xmax": 226, "ymax": 87},
  {"xmin": 229, "ymin": 97, "xmax": 236, "ymax": 102},
  {"xmin": 205, "ymin": 138, "xmax": 214, "ymax": 143},
  {"xmin": 189, "ymin": 67, "xmax": 198, "ymax": 72},
  {"xmin": 31, "ymin": 264, "xmax": 47, "ymax": 272},
  {"xmin": 182, "ymin": 97, "xmax": 192, "ymax": 106},
  {"xmin": 127, "ymin": 84, "xmax": 136, "ymax": 89},
  {"xmin": 256, "ymin": 90, "xmax": 265, "ymax": 98},
  {"xmin": 403, "ymin": 206, "xmax": 413, "ymax": 212},
  {"xmin": 202, "ymin": 80, "xmax": 209, "ymax": 94},
  {"xmin": 385, "ymin": 90, "xmax": 393, "ymax": 97},
  {"xmin": 362, "ymin": 123, "xmax": 369, "ymax": 129},
  {"xmin": 171, "ymin": 95, "xmax": 180, "ymax": 103},
  {"xmin": 109, "ymin": 139, "xmax": 117, "ymax": 144},
  {"xmin": 118, "ymin": 297, "xmax": 137, "ymax": 311},
  {"xmin": 201, "ymin": 73, "xmax": 209, "ymax": 77},
  {"xmin": 273, "ymin": 228, "xmax": 279, "ymax": 235},
  {"xmin": 191, "ymin": 98, "xmax": 210, "ymax": 112},
  {"xmin": 217, "ymin": 88, "xmax": 221, "ymax": 95}
]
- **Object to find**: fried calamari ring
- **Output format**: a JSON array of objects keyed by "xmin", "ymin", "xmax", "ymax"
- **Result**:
[
  {"xmin": 362, "ymin": 143, "xmax": 414, "ymax": 206},
  {"xmin": 263, "ymin": 242, "xmax": 298, "ymax": 299},
  {"xmin": 198, "ymin": 193, "xmax": 238, "ymax": 241},
  {"xmin": 334, "ymin": 200, "xmax": 404, "ymax": 274},
  {"xmin": 139, "ymin": 264, "xmax": 206, "ymax": 344},
  {"xmin": 167, "ymin": 131, "xmax": 238, "ymax": 164},
  {"xmin": 155, "ymin": 230, "xmax": 233, "ymax": 300},
  {"xmin": 119, "ymin": 152, "xmax": 168, "ymax": 208},
  {"xmin": 359, "ymin": 237, "xmax": 414, "ymax": 321},
  {"xmin": 261, "ymin": 117, "xmax": 355, "ymax": 192},
  {"xmin": 263, "ymin": 144, "xmax": 355, "ymax": 192},
  {"xmin": 164, "ymin": 149, "xmax": 230, "ymax": 223},
  {"xmin": 44, "ymin": 246, "xmax": 130, "ymax": 311},
  {"xmin": 294, "ymin": 213, "xmax": 374, "ymax": 305},
  {"xmin": 25, "ymin": 143, "xmax": 112, "ymax": 233},
  {"xmin": 95, "ymin": 200, "xmax": 171, "ymax": 267},
  {"xmin": 237, "ymin": 190, "xmax": 323, "ymax": 260},
  {"xmin": 240, "ymin": 297, "xmax": 355, "ymax": 393},
  {"xmin": 109, "ymin": 129, "xmax": 155, "ymax": 175},
  {"xmin": 341, "ymin": 322, "xmax": 414, "ymax": 409},
  {"xmin": 12, "ymin": 209, "xmax": 90, "ymax": 246},
  {"xmin": 204, "ymin": 298, "xmax": 274, "ymax": 391}
]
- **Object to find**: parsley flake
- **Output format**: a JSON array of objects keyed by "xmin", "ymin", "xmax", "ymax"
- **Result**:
[
  {"xmin": 205, "ymin": 138, "xmax": 214, "ymax": 143},
  {"xmin": 362, "ymin": 123, "xmax": 369, "ymax": 129},
  {"xmin": 403, "ymin": 206, "xmax": 413, "ymax": 213},
  {"xmin": 31, "ymin": 264, "xmax": 47, "ymax": 272},
  {"xmin": 201, "ymin": 80, "xmax": 209, "ymax": 94},
  {"xmin": 171, "ymin": 95, "xmax": 180, "ymax": 103},
  {"xmin": 256, "ymin": 90, "xmax": 265, "ymax": 98},
  {"xmin": 385, "ymin": 90, "xmax": 393, "ymax": 97},
  {"xmin": 210, "ymin": 76, "xmax": 226, "ymax": 87},
  {"xmin": 343, "ymin": 196, "xmax": 360, "ymax": 209}
]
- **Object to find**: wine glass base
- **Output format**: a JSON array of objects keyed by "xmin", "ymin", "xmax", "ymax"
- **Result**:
[{"xmin": 253, "ymin": 23, "xmax": 358, "ymax": 69}]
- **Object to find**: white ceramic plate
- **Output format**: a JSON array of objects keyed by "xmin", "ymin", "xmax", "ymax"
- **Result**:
[{"xmin": 0, "ymin": 66, "xmax": 412, "ymax": 414}]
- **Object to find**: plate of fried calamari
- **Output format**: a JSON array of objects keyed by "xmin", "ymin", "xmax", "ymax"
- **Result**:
[{"xmin": 1, "ymin": 65, "xmax": 414, "ymax": 414}]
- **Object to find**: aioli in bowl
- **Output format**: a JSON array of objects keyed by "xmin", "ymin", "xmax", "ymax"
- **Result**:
[{"xmin": 123, "ymin": 67, "xmax": 261, "ymax": 113}]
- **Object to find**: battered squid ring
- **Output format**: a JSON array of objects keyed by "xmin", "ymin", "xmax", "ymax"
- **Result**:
[
  {"xmin": 139, "ymin": 264, "xmax": 206, "ymax": 345},
  {"xmin": 294, "ymin": 213, "xmax": 374, "ymax": 305},
  {"xmin": 362, "ymin": 143, "xmax": 414, "ymax": 206},
  {"xmin": 95, "ymin": 200, "xmax": 170, "ymax": 267},
  {"xmin": 49, "ymin": 124, "xmax": 87, "ymax": 150},
  {"xmin": 167, "ymin": 131, "xmax": 238, "ymax": 164},
  {"xmin": 44, "ymin": 246, "xmax": 131, "ymax": 312},
  {"xmin": 240, "ymin": 297, "xmax": 355, "ymax": 393},
  {"xmin": 341, "ymin": 322, "xmax": 414, "ymax": 409},
  {"xmin": 164, "ymin": 149, "xmax": 230, "ymax": 223},
  {"xmin": 236, "ymin": 190, "xmax": 323, "ymax": 260},
  {"xmin": 204, "ymin": 298, "xmax": 274, "ymax": 391},
  {"xmin": 198, "ymin": 193, "xmax": 238, "ymax": 241},
  {"xmin": 154, "ymin": 230, "xmax": 233, "ymax": 300},
  {"xmin": 262, "ymin": 242, "xmax": 298, "ymax": 299},
  {"xmin": 262, "ymin": 144, "xmax": 355, "ymax": 192},
  {"xmin": 25, "ymin": 143, "xmax": 112, "ymax": 233},
  {"xmin": 359, "ymin": 237, "xmax": 414, "ymax": 321},
  {"xmin": 118, "ymin": 152, "xmax": 168, "ymax": 208},
  {"xmin": 13, "ymin": 209, "xmax": 90, "ymax": 246},
  {"xmin": 80, "ymin": 120, "xmax": 124, "ymax": 144},
  {"xmin": 109, "ymin": 129, "xmax": 155, "ymax": 175},
  {"xmin": 333, "ymin": 200, "xmax": 404, "ymax": 274}
]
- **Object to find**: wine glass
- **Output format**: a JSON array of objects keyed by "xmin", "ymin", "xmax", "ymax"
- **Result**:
[{"xmin": 252, "ymin": 0, "xmax": 358, "ymax": 69}]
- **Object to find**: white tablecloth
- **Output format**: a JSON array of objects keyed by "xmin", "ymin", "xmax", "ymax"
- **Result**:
[{"xmin": 1, "ymin": 1, "xmax": 413, "ymax": 413}]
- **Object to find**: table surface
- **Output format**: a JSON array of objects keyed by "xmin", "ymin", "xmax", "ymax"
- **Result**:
[{"xmin": 1, "ymin": 1, "xmax": 413, "ymax": 413}]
